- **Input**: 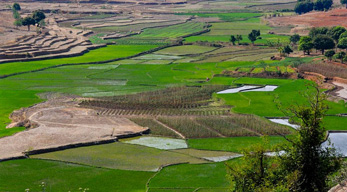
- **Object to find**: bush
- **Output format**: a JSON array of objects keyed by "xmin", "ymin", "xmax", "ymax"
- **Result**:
[{"xmin": 324, "ymin": 50, "xmax": 335, "ymax": 61}]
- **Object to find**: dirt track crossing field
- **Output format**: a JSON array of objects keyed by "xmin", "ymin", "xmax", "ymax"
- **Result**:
[{"xmin": 0, "ymin": 96, "xmax": 147, "ymax": 160}]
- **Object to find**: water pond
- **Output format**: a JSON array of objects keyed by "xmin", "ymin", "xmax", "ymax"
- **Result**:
[
  {"xmin": 323, "ymin": 132, "xmax": 347, "ymax": 157},
  {"xmin": 122, "ymin": 136, "xmax": 188, "ymax": 150},
  {"xmin": 217, "ymin": 85, "xmax": 278, "ymax": 94},
  {"xmin": 217, "ymin": 85, "xmax": 259, "ymax": 94},
  {"xmin": 268, "ymin": 119, "xmax": 300, "ymax": 130}
]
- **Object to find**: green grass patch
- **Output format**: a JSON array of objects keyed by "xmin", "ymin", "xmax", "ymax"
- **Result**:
[
  {"xmin": 1, "ymin": 61, "xmax": 345, "ymax": 138},
  {"xmin": 32, "ymin": 142, "xmax": 207, "ymax": 171},
  {"xmin": 138, "ymin": 22, "xmax": 206, "ymax": 38},
  {"xmin": 0, "ymin": 159, "xmax": 153, "ymax": 192},
  {"xmin": 214, "ymin": 77, "xmax": 347, "ymax": 117},
  {"xmin": 185, "ymin": 34, "xmax": 289, "ymax": 44},
  {"xmin": 0, "ymin": 45, "xmax": 158, "ymax": 77},
  {"xmin": 176, "ymin": 12, "xmax": 262, "ymax": 22},
  {"xmin": 129, "ymin": 118, "xmax": 180, "ymax": 138},
  {"xmin": 156, "ymin": 45, "xmax": 217, "ymax": 56},
  {"xmin": 148, "ymin": 162, "xmax": 231, "ymax": 190},
  {"xmin": 323, "ymin": 116, "xmax": 347, "ymax": 131},
  {"xmin": 188, "ymin": 136, "xmax": 286, "ymax": 152},
  {"xmin": 184, "ymin": 15, "xmax": 289, "ymax": 45},
  {"xmin": 172, "ymin": 148, "xmax": 239, "ymax": 159}
]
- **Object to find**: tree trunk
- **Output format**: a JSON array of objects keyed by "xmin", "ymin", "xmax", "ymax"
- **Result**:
[
  {"xmin": 27, "ymin": 25, "xmax": 30, "ymax": 31},
  {"xmin": 321, "ymin": 49, "xmax": 324, "ymax": 54},
  {"xmin": 260, "ymin": 153, "xmax": 264, "ymax": 180}
]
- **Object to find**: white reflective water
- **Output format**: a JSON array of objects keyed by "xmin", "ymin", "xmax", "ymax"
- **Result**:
[
  {"xmin": 217, "ymin": 85, "xmax": 260, "ymax": 94},
  {"xmin": 217, "ymin": 85, "xmax": 278, "ymax": 94},
  {"xmin": 241, "ymin": 85, "xmax": 278, "ymax": 92},
  {"xmin": 323, "ymin": 133, "xmax": 347, "ymax": 157},
  {"xmin": 123, "ymin": 136, "xmax": 188, "ymax": 150},
  {"xmin": 268, "ymin": 119, "xmax": 300, "ymax": 130},
  {"xmin": 265, "ymin": 151, "xmax": 285, "ymax": 157},
  {"xmin": 203, "ymin": 154, "xmax": 243, "ymax": 162}
]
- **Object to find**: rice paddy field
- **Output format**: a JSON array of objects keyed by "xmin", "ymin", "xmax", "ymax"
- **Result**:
[
  {"xmin": 184, "ymin": 16, "xmax": 290, "ymax": 45},
  {"xmin": 0, "ymin": 0, "xmax": 346, "ymax": 191}
]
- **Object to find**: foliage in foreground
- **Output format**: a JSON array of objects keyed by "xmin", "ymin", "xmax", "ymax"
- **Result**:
[
  {"xmin": 227, "ymin": 84, "xmax": 342, "ymax": 192},
  {"xmin": 227, "ymin": 137, "xmax": 287, "ymax": 192}
]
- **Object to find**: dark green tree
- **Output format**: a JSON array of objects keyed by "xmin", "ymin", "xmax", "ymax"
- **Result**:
[
  {"xmin": 324, "ymin": 50, "xmax": 335, "ymax": 61},
  {"xmin": 313, "ymin": 35, "xmax": 335, "ymax": 54},
  {"xmin": 32, "ymin": 10, "xmax": 46, "ymax": 26},
  {"xmin": 341, "ymin": 0, "xmax": 347, "ymax": 8},
  {"xmin": 236, "ymin": 35, "xmax": 243, "ymax": 45},
  {"xmin": 334, "ymin": 51, "xmax": 346, "ymax": 63},
  {"xmin": 295, "ymin": 1, "xmax": 314, "ymax": 14},
  {"xmin": 22, "ymin": 16, "xmax": 35, "ymax": 31},
  {"xmin": 290, "ymin": 34, "xmax": 301, "ymax": 45},
  {"xmin": 227, "ymin": 137, "xmax": 283, "ymax": 192},
  {"xmin": 328, "ymin": 26, "xmax": 346, "ymax": 42},
  {"xmin": 12, "ymin": 9, "xmax": 21, "ymax": 20},
  {"xmin": 339, "ymin": 31, "xmax": 347, "ymax": 39},
  {"xmin": 12, "ymin": 3, "xmax": 21, "ymax": 11},
  {"xmin": 309, "ymin": 27, "xmax": 329, "ymax": 38},
  {"xmin": 283, "ymin": 45, "xmax": 293, "ymax": 56},
  {"xmin": 230, "ymin": 35, "xmax": 236, "ymax": 45},
  {"xmin": 248, "ymin": 30, "xmax": 261, "ymax": 45},
  {"xmin": 298, "ymin": 36, "xmax": 314, "ymax": 55},
  {"xmin": 337, "ymin": 37, "xmax": 347, "ymax": 51},
  {"xmin": 314, "ymin": 0, "xmax": 333, "ymax": 10},
  {"xmin": 278, "ymin": 84, "xmax": 342, "ymax": 192},
  {"xmin": 13, "ymin": 19, "xmax": 22, "ymax": 29}
]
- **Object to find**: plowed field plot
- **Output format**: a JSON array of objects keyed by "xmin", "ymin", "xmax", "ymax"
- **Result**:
[
  {"xmin": 80, "ymin": 85, "xmax": 232, "ymax": 116},
  {"xmin": 155, "ymin": 115, "xmax": 291, "ymax": 138},
  {"xmin": 0, "ymin": 97, "xmax": 147, "ymax": 159},
  {"xmin": 268, "ymin": 8, "xmax": 347, "ymax": 33}
]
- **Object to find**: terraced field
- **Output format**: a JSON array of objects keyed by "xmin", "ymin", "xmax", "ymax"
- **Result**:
[
  {"xmin": 185, "ymin": 16, "xmax": 290, "ymax": 45},
  {"xmin": 0, "ymin": 0, "xmax": 346, "ymax": 191},
  {"xmin": 0, "ymin": 17, "xmax": 99, "ymax": 63}
]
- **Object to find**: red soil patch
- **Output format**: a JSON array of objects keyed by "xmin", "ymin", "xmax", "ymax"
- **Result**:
[{"xmin": 268, "ymin": 8, "xmax": 347, "ymax": 34}]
